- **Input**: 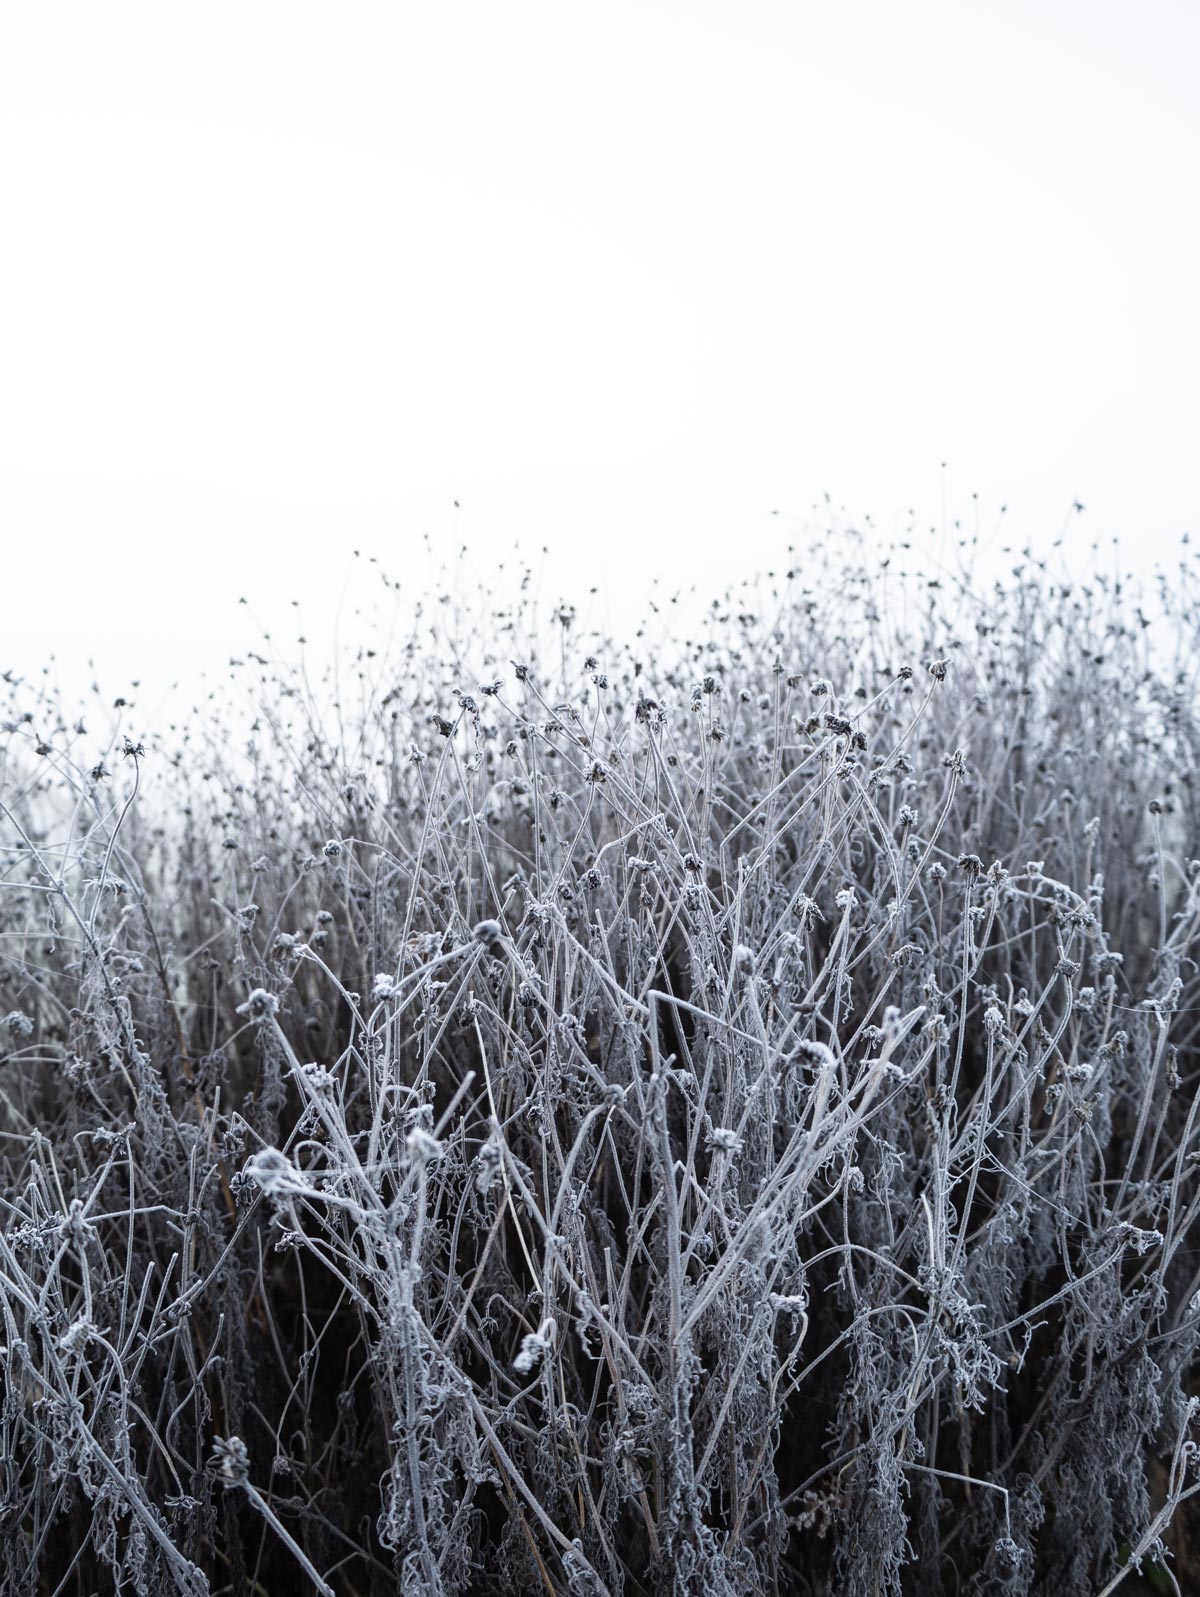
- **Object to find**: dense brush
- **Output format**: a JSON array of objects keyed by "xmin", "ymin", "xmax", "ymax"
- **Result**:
[{"xmin": 3, "ymin": 534, "xmax": 1200, "ymax": 1594}]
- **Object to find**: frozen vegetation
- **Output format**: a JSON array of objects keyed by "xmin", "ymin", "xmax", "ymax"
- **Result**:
[{"xmin": 3, "ymin": 533, "xmax": 1200, "ymax": 1593}]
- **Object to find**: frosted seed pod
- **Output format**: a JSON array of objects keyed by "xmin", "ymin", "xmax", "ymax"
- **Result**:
[
  {"xmin": 406, "ymin": 1127, "xmax": 444, "ymax": 1164},
  {"xmin": 513, "ymin": 1317, "xmax": 557, "ymax": 1374},
  {"xmin": 473, "ymin": 919, "xmax": 505, "ymax": 953},
  {"xmin": 236, "ymin": 988, "xmax": 279, "ymax": 1019}
]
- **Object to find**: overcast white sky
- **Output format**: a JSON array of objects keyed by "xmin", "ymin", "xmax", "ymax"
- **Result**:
[{"xmin": 2, "ymin": 1, "xmax": 1198, "ymax": 708}]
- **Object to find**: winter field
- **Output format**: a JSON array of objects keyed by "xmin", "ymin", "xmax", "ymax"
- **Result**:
[{"xmin": 4, "ymin": 534, "xmax": 1200, "ymax": 1595}]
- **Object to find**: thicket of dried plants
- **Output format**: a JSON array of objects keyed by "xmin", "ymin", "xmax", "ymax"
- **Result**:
[{"xmin": 4, "ymin": 532, "xmax": 1200, "ymax": 1594}]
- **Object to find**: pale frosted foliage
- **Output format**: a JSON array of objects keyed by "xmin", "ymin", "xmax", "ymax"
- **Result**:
[{"xmin": 2, "ymin": 538, "xmax": 1200, "ymax": 1593}]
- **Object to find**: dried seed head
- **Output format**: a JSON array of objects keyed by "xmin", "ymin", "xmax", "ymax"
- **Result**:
[
  {"xmin": 237, "ymin": 988, "xmax": 279, "ymax": 1020},
  {"xmin": 473, "ymin": 919, "xmax": 505, "ymax": 953},
  {"xmin": 212, "ymin": 1435, "xmax": 250, "ymax": 1488},
  {"xmin": 706, "ymin": 1126, "xmax": 742, "ymax": 1154},
  {"xmin": 243, "ymin": 1148, "xmax": 300, "ymax": 1195},
  {"xmin": 406, "ymin": 1127, "xmax": 444, "ymax": 1164}
]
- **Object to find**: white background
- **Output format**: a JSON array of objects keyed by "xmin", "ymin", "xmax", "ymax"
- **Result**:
[{"xmin": 2, "ymin": 1, "xmax": 1197, "ymax": 710}]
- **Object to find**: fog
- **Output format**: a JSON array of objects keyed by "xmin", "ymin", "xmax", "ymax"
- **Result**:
[{"xmin": 2, "ymin": 0, "xmax": 1197, "ymax": 708}]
